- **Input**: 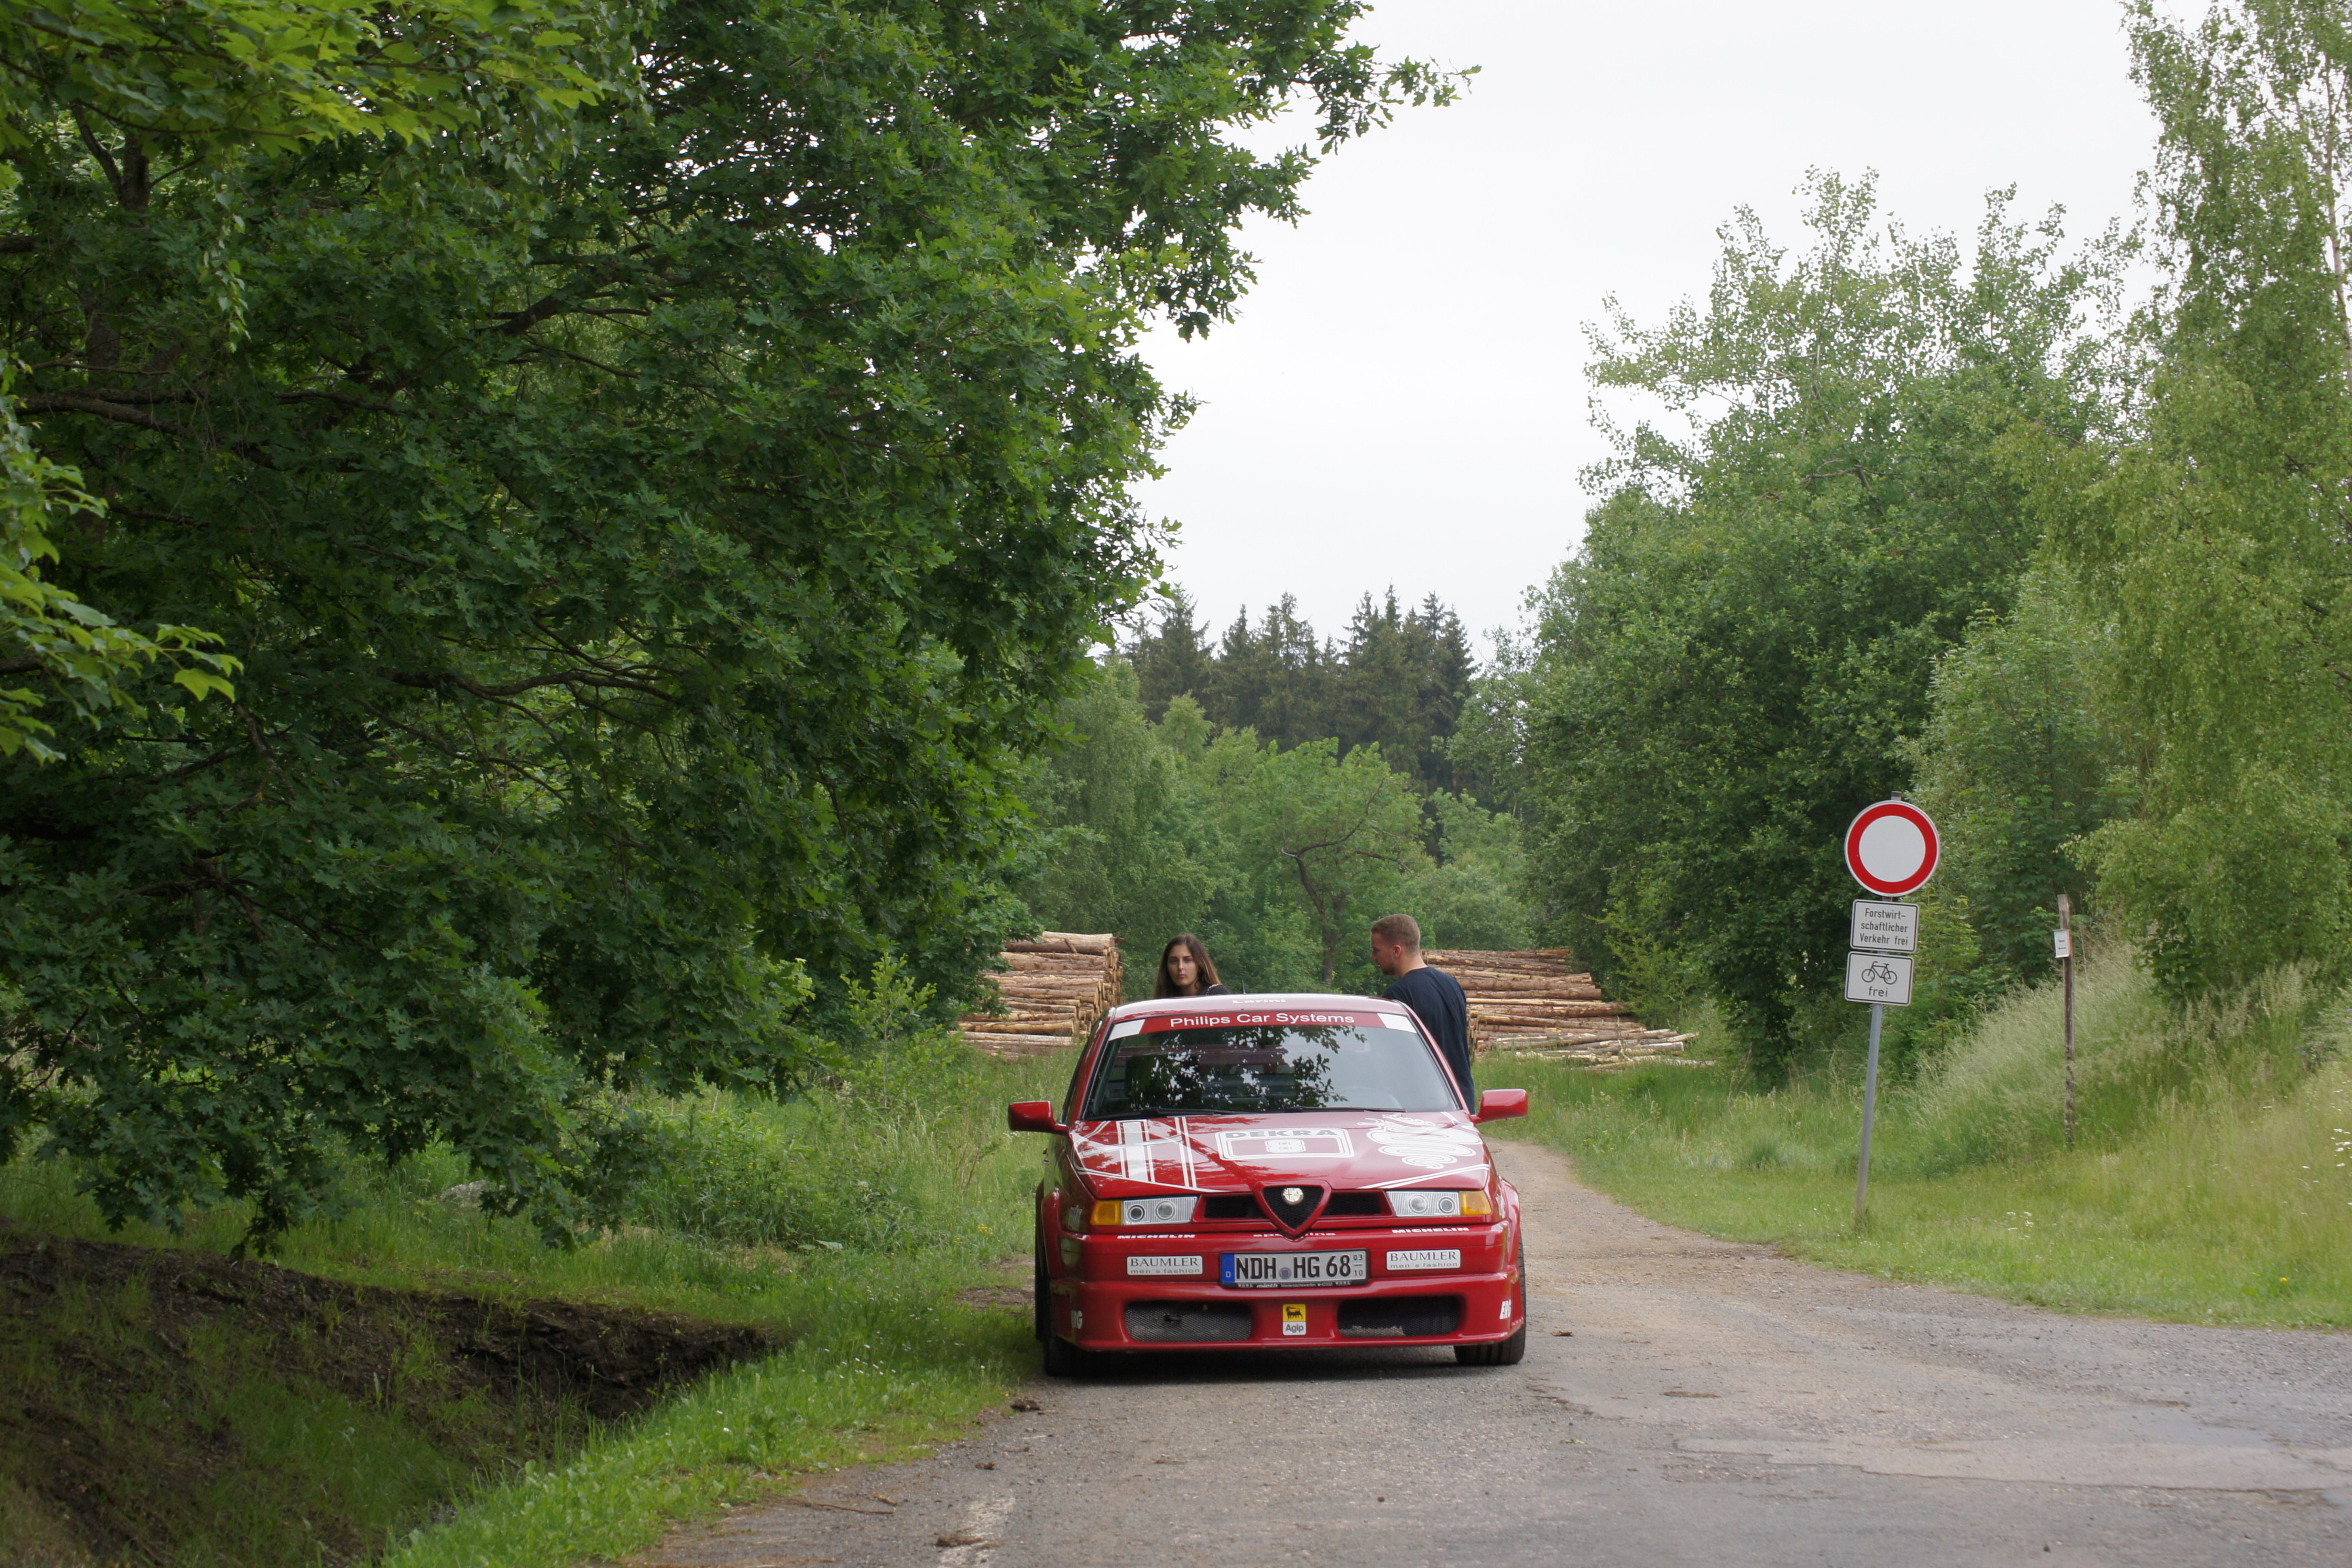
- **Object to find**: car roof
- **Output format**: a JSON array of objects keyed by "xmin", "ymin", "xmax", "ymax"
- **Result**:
[{"xmin": 1104, "ymin": 992, "xmax": 1409, "ymax": 1019}]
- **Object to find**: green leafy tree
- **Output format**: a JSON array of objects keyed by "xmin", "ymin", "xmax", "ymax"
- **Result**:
[
  {"xmin": 2030, "ymin": 0, "xmax": 2352, "ymax": 998},
  {"xmin": 1, "ymin": 386, "xmax": 236, "ymax": 758},
  {"xmin": 1520, "ymin": 173, "xmax": 2126, "ymax": 1072},
  {"xmin": 0, "ymin": 0, "xmax": 1460, "ymax": 1240},
  {"xmin": 1906, "ymin": 566, "xmax": 2124, "ymax": 984},
  {"xmin": 1236, "ymin": 738, "xmax": 1428, "ymax": 986},
  {"xmin": 1010, "ymin": 661, "xmax": 1221, "ymax": 984},
  {"xmin": 0, "ymin": 0, "xmax": 614, "ymax": 757},
  {"xmin": 1398, "ymin": 790, "xmax": 1529, "ymax": 950},
  {"xmin": 1446, "ymin": 627, "xmax": 1534, "ymax": 816}
]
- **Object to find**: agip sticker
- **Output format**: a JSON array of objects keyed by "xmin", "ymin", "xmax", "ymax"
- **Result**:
[{"xmin": 1282, "ymin": 1302, "xmax": 1309, "ymax": 1337}]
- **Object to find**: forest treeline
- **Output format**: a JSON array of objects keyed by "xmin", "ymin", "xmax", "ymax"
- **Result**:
[
  {"xmin": 1125, "ymin": 589, "xmax": 1480, "ymax": 795},
  {"xmin": 1014, "ymin": 602, "xmax": 1525, "ymax": 998},
  {"xmin": 1022, "ymin": 1, "xmax": 2352, "ymax": 1079}
]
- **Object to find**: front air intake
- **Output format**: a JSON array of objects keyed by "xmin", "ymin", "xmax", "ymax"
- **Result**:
[
  {"xmin": 1337, "ymin": 1296, "xmax": 1464, "ymax": 1338},
  {"xmin": 1125, "ymin": 1301, "xmax": 1254, "ymax": 1343}
]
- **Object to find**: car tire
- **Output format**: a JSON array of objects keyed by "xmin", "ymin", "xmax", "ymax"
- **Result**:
[
  {"xmin": 1041, "ymin": 1327, "xmax": 1087, "ymax": 1378},
  {"xmin": 1035, "ymin": 1242, "xmax": 1091, "ymax": 1378},
  {"xmin": 1456, "ymin": 1324, "xmax": 1526, "ymax": 1366},
  {"xmin": 1033, "ymin": 1248, "xmax": 1050, "ymax": 1343},
  {"xmin": 1458, "ymin": 1234, "xmax": 1528, "ymax": 1366}
]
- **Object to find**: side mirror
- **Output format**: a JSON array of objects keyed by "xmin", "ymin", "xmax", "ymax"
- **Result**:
[
  {"xmin": 1474, "ymin": 1088, "xmax": 1528, "ymax": 1124},
  {"xmin": 1007, "ymin": 1099, "xmax": 1066, "ymax": 1135}
]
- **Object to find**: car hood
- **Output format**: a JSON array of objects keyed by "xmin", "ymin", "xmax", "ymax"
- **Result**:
[{"xmin": 1067, "ymin": 1111, "xmax": 1489, "ymax": 1196}]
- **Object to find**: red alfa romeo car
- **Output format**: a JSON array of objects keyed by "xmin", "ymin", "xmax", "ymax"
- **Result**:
[{"xmin": 1008, "ymin": 994, "xmax": 1529, "ymax": 1373}]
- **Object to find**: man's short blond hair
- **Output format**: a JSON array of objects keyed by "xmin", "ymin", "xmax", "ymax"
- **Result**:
[{"xmin": 1371, "ymin": 913, "xmax": 1421, "ymax": 949}]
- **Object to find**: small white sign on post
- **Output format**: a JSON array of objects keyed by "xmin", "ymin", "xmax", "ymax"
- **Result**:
[
  {"xmin": 1850, "ymin": 900, "xmax": 1919, "ymax": 953},
  {"xmin": 1843, "ymin": 951, "xmax": 1915, "ymax": 1007},
  {"xmin": 2052, "ymin": 929, "xmax": 2072, "ymax": 960}
]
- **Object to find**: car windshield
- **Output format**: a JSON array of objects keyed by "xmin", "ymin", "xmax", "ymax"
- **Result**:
[{"xmin": 1083, "ymin": 1021, "xmax": 1461, "ymax": 1118}]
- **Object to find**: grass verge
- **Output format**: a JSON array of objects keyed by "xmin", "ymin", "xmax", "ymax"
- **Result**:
[
  {"xmin": 1486, "ymin": 955, "xmax": 2352, "ymax": 1327},
  {"xmin": 0, "ymin": 1047, "xmax": 1064, "ymax": 1567}
]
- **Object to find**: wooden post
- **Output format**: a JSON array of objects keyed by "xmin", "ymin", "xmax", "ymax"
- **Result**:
[{"xmin": 2059, "ymin": 892, "xmax": 2076, "ymax": 1150}]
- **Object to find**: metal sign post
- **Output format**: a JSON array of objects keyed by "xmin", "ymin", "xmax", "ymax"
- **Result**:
[
  {"xmin": 1843, "ymin": 940, "xmax": 1914, "ymax": 1225},
  {"xmin": 1843, "ymin": 798, "xmax": 1939, "ymax": 1228},
  {"xmin": 2056, "ymin": 894, "xmax": 2076, "ymax": 1149},
  {"xmin": 1857, "ymin": 1001, "xmax": 1884, "ymax": 1225}
]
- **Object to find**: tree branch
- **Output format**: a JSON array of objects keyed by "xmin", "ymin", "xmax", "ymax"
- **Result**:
[
  {"xmin": 382, "ymin": 667, "xmax": 671, "ymax": 701},
  {"xmin": 16, "ymin": 392, "xmax": 275, "ymax": 467}
]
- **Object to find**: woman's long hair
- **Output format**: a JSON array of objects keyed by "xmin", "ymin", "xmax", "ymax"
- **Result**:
[{"xmin": 1154, "ymin": 933, "xmax": 1222, "ymax": 999}]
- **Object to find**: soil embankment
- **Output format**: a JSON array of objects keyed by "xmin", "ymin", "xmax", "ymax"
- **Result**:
[{"xmin": 0, "ymin": 1233, "xmax": 773, "ymax": 1566}]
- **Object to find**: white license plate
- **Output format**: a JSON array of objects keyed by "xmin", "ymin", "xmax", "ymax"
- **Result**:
[
  {"xmin": 1385, "ymin": 1248, "xmax": 1462, "ymax": 1271},
  {"xmin": 1127, "ymin": 1254, "xmax": 1205, "ymax": 1276},
  {"xmin": 1221, "ymin": 1249, "xmax": 1368, "ymax": 1288}
]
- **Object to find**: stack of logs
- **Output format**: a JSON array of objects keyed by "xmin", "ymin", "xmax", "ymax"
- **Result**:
[
  {"xmin": 957, "ymin": 932, "xmax": 1124, "ymax": 1061},
  {"xmin": 1423, "ymin": 948, "xmax": 1700, "ymax": 1067}
]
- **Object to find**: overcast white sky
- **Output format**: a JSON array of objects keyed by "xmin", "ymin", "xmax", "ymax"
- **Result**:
[{"xmin": 1129, "ymin": 0, "xmax": 2163, "ymax": 655}]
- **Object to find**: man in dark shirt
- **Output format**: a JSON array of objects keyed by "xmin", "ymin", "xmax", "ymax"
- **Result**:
[{"xmin": 1369, "ymin": 913, "xmax": 1474, "ymax": 1098}]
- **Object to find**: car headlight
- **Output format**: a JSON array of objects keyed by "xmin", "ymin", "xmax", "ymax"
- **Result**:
[
  {"xmin": 1103, "ymin": 1195, "xmax": 1199, "ymax": 1225},
  {"xmin": 1385, "ymin": 1189, "xmax": 1494, "ymax": 1219}
]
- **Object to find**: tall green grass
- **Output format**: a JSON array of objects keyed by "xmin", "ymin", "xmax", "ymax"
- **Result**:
[{"xmin": 1491, "ymin": 951, "xmax": 2352, "ymax": 1325}]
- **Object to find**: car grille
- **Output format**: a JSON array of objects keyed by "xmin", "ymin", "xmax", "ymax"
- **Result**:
[
  {"xmin": 1337, "ymin": 1296, "xmax": 1463, "ymax": 1338},
  {"xmin": 1200, "ymin": 1191, "xmax": 1387, "ymax": 1222},
  {"xmin": 1125, "ymin": 1300, "xmax": 1254, "ymax": 1343}
]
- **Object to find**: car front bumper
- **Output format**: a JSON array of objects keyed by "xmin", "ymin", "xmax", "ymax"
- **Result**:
[{"xmin": 1050, "ymin": 1223, "xmax": 1524, "ymax": 1351}]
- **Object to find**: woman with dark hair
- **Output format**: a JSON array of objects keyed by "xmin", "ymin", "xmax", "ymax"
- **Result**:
[{"xmin": 1154, "ymin": 934, "xmax": 1230, "ymax": 999}]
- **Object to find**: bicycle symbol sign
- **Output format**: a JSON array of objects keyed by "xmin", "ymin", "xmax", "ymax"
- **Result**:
[{"xmin": 1843, "ymin": 950, "xmax": 1915, "ymax": 1007}]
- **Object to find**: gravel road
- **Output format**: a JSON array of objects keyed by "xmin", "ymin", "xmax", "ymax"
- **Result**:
[{"xmin": 631, "ymin": 1138, "xmax": 2351, "ymax": 1567}]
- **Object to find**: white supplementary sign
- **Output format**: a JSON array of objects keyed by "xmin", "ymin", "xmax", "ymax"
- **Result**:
[
  {"xmin": 1850, "ymin": 900, "xmax": 1919, "ymax": 954},
  {"xmin": 2053, "ymin": 929, "xmax": 2072, "ymax": 960},
  {"xmin": 1844, "ymin": 951, "xmax": 1915, "ymax": 1007}
]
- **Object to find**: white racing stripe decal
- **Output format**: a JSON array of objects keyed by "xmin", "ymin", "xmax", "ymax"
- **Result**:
[
  {"xmin": 1119, "ymin": 1119, "xmax": 1150, "ymax": 1181},
  {"xmin": 1369, "ymin": 1162, "xmax": 1492, "ymax": 1190}
]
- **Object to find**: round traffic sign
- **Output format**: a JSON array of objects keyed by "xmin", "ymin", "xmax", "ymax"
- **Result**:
[{"xmin": 1844, "ymin": 799, "xmax": 1939, "ymax": 897}]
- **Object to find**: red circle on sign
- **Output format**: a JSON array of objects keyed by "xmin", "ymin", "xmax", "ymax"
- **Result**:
[{"xmin": 1844, "ymin": 800, "xmax": 1940, "ymax": 897}]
